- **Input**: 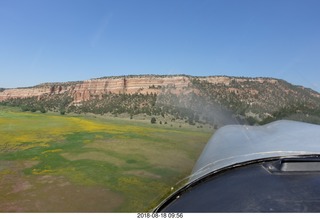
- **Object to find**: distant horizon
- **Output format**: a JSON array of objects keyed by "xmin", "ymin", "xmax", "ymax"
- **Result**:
[{"xmin": 2, "ymin": 73, "xmax": 318, "ymax": 93}]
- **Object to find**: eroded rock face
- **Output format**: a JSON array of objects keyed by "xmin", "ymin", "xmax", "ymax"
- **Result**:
[
  {"xmin": 0, "ymin": 87, "xmax": 50, "ymax": 101},
  {"xmin": 1, "ymin": 75, "xmax": 317, "ymax": 104},
  {"xmin": 0, "ymin": 85, "xmax": 68, "ymax": 101},
  {"xmin": 0, "ymin": 75, "xmax": 194, "ymax": 102}
]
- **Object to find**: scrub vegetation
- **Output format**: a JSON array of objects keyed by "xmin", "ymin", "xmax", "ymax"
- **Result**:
[
  {"xmin": 2, "ymin": 75, "xmax": 320, "ymax": 127},
  {"xmin": 0, "ymin": 106, "xmax": 212, "ymax": 212}
]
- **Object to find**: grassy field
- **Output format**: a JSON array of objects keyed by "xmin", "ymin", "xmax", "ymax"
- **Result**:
[{"xmin": 0, "ymin": 106, "xmax": 212, "ymax": 212}]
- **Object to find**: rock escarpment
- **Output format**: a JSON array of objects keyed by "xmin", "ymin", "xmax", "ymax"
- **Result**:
[
  {"xmin": 1, "ymin": 75, "xmax": 298, "ymax": 103},
  {"xmin": 1, "ymin": 74, "xmax": 320, "ymax": 125},
  {"xmin": 0, "ymin": 75, "xmax": 193, "ymax": 102}
]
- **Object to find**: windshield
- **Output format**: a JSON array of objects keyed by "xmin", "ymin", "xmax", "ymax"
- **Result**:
[{"xmin": 190, "ymin": 120, "xmax": 320, "ymax": 182}]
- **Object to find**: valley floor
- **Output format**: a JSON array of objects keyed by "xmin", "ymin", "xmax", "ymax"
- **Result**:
[{"xmin": 0, "ymin": 107, "xmax": 212, "ymax": 212}]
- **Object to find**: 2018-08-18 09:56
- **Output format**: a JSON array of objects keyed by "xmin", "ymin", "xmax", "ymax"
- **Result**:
[{"xmin": 137, "ymin": 213, "xmax": 183, "ymax": 218}]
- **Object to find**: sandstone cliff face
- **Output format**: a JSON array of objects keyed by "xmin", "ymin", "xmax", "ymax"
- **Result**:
[
  {"xmin": 69, "ymin": 76, "xmax": 193, "ymax": 103},
  {"xmin": 1, "ymin": 75, "xmax": 318, "ymax": 103},
  {"xmin": 0, "ymin": 85, "xmax": 69, "ymax": 101},
  {"xmin": 0, "ymin": 75, "xmax": 193, "ymax": 103}
]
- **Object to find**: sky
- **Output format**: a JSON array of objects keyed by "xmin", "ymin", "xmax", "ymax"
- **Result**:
[{"xmin": 1, "ymin": 0, "xmax": 320, "ymax": 91}]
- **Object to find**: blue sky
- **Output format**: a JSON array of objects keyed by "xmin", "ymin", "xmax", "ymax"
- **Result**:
[{"xmin": 1, "ymin": 0, "xmax": 320, "ymax": 91}]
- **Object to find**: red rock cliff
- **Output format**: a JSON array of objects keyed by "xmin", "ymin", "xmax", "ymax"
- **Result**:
[{"xmin": 0, "ymin": 75, "xmax": 194, "ymax": 103}]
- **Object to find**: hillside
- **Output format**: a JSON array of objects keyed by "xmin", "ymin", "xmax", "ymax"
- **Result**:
[{"xmin": 1, "ymin": 75, "xmax": 320, "ymax": 126}]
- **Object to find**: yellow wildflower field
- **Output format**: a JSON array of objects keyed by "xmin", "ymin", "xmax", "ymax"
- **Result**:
[{"xmin": 0, "ymin": 108, "xmax": 212, "ymax": 212}]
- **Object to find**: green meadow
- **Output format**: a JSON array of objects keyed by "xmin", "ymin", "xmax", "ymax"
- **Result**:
[{"xmin": 0, "ymin": 106, "xmax": 212, "ymax": 212}]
